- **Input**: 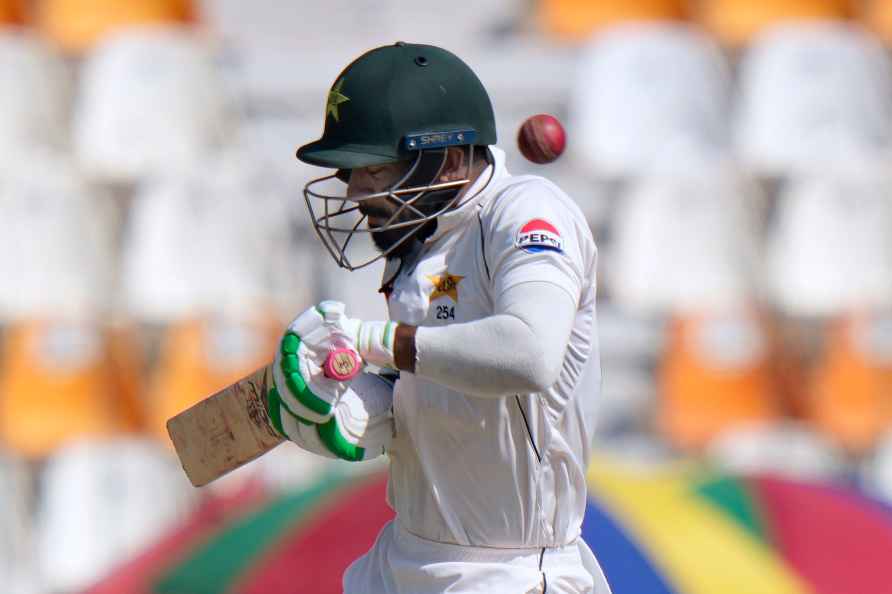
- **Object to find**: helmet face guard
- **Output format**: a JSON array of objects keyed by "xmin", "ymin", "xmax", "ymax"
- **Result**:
[{"xmin": 304, "ymin": 143, "xmax": 483, "ymax": 271}]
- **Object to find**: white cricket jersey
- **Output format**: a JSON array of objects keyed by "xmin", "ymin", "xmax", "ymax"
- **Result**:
[{"xmin": 382, "ymin": 147, "xmax": 601, "ymax": 548}]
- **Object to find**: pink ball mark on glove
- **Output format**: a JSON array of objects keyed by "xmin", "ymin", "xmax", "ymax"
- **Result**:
[{"xmin": 323, "ymin": 347, "xmax": 361, "ymax": 381}]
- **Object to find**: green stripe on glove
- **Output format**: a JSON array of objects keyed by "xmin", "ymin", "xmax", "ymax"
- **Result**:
[
  {"xmin": 279, "ymin": 331, "xmax": 335, "ymax": 417},
  {"xmin": 317, "ymin": 417, "xmax": 366, "ymax": 462}
]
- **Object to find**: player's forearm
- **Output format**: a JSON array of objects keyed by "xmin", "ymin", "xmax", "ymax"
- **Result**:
[{"xmin": 395, "ymin": 281, "xmax": 577, "ymax": 398}]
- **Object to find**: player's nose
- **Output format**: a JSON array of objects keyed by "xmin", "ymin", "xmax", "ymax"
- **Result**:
[{"xmin": 358, "ymin": 198, "xmax": 391, "ymax": 224}]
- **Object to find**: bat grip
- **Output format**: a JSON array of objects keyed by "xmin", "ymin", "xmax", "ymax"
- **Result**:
[{"xmin": 323, "ymin": 347, "xmax": 362, "ymax": 381}]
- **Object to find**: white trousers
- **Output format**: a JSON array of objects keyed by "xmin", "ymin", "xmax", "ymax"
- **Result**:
[{"xmin": 343, "ymin": 520, "xmax": 612, "ymax": 594}]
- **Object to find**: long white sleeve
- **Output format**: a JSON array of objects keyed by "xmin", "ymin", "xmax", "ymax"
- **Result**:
[{"xmin": 414, "ymin": 281, "xmax": 577, "ymax": 398}]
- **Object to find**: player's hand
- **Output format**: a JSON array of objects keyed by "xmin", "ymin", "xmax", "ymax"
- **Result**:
[
  {"xmin": 273, "ymin": 301, "xmax": 364, "ymax": 424},
  {"xmin": 270, "ymin": 371, "xmax": 395, "ymax": 462},
  {"xmin": 307, "ymin": 300, "xmax": 397, "ymax": 369}
]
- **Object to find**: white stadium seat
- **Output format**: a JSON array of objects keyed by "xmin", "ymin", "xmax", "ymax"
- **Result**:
[
  {"xmin": 707, "ymin": 422, "xmax": 847, "ymax": 481},
  {"xmin": 863, "ymin": 430, "xmax": 892, "ymax": 504},
  {"xmin": 767, "ymin": 167, "xmax": 892, "ymax": 316},
  {"xmin": 317, "ymin": 237, "xmax": 389, "ymax": 323},
  {"xmin": 202, "ymin": 0, "xmax": 525, "ymax": 52},
  {"xmin": 0, "ymin": 157, "xmax": 115, "ymax": 320},
  {"xmin": 0, "ymin": 33, "xmax": 70, "ymax": 164},
  {"xmin": 36, "ymin": 438, "xmax": 194, "ymax": 593},
  {"xmin": 0, "ymin": 451, "xmax": 38, "ymax": 594},
  {"xmin": 608, "ymin": 168, "xmax": 761, "ymax": 314},
  {"xmin": 598, "ymin": 364, "xmax": 657, "ymax": 435},
  {"xmin": 122, "ymin": 152, "xmax": 312, "ymax": 322},
  {"xmin": 74, "ymin": 27, "xmax": 234, "ymax": 182},
  {"xmin": 736, "ymin": 23, "xmax": 892, "ymax": 176},
  {"xmin": 569, "ymin": 24, "xmax": 731, "ymax": 178}
]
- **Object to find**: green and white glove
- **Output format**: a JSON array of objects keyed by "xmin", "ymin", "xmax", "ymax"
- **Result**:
[
  {"xmin": 273, "ymin": 302, "xmax": 361, "ymax": 424},
  {"xmin": 269, "ymin": 371, "xmax": 395, "ymax": 462},
  {"xmin": 273, "ymin": 301, "xmax": 397, "ymax": 425}
]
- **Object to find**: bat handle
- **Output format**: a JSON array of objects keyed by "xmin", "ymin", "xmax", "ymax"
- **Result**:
[{"xmin": 323, "ymin": 347, "xmax": 362, "ymax": 381}]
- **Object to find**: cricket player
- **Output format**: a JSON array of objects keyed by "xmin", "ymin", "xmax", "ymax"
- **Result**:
[{"xmin": 270, "ymin": 43, "xmax": 609, "ymax": 593}]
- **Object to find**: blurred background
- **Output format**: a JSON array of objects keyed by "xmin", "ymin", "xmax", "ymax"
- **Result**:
[{"xmin": 3, "ymin": 0, "xmax": 892, "ymax": 592}]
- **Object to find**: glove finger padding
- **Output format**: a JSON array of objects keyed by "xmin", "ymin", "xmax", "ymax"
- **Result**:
[
  {"xmin": 274, "ymin": 303, "xmax": 363, "ymax": 424},
  {"xmin": 271, "ymin": 372, "xmax": 394, "ymax": 462}
]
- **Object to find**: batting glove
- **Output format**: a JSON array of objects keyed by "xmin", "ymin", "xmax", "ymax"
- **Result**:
[
  {"xmin": 268, "ymin": 371, "xmax": 394, "ymax": 462},
  {"xmin": 273, "ymin": 301, "xmax": 362, "ymax": 424}
]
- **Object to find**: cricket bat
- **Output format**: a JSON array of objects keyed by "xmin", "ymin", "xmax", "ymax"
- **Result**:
[{"xmin": 167, "ymin": 348, "xmax": 361, "ymax": 487}]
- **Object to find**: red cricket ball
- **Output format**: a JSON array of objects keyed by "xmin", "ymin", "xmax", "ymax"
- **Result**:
[{"xmin": 517, "ymin": 114, "xmax": 566, "ymax": 164}]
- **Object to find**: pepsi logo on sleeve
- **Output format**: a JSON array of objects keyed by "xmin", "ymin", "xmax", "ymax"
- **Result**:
[{"xmin": 515, "ymin": 218, "xmax": 564, "ymax": 254}]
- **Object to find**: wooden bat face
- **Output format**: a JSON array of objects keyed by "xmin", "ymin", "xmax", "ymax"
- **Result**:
[{"xmin": 166, "ymin": 364, "xmax": 283, "ymax": 487}]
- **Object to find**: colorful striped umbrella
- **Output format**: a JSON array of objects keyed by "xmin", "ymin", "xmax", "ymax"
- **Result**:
[
  {"xmin": 86, "ymin": 458, "xmax": 892, "ymax": 594},
  {"xmin": 585, "ymin": 457, "xmax": 892, "ymax": 594},
  {"xmin": 151, "ymin": 472, "xmax": 393, "ymax": 594}
]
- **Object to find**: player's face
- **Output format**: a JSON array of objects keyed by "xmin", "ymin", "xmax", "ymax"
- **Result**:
[
  {"xmin": 345, "ymin": 149, "xmax": 473, "ymax": 258},
  {"xmin": 347, "ymin": 162, "xmax": 410, "ymax": 226},
  {"xmin": 348, "ymin": 161, "xmax": 420, "ymax": 255}
]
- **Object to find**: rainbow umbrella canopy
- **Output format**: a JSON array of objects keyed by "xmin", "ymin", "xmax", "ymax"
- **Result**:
[
  {"xmin": 87, "ymin": 458, "xmax": 892, "ymax": 594},
  {"xmin": 584, "ymin": 457, "xmax": 892, "ymax": 594}
]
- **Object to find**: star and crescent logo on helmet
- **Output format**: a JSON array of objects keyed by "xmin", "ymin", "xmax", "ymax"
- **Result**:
[
  {"xmin": 515, "ymin": 219, "xmax": 564, "ymax": 254},
  {"xmin": 326, "ymin": 78, "xmax": 350, "ymax": 122}
]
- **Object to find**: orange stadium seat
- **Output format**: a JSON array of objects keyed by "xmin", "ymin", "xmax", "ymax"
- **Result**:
[
  {"xmin": 657, "ymin": 310, "xmax": 783, "ymax": 451},
  {"xmin": 0, "ymin": 321, "xmax": 138, "ymax": 458},
  {"xmin": 34, "ymin": 0, "xmax": 196, "ymax": 53},
  {"xmin": 862, "ymin": 0, "xmax": 892, "ymax": 44},
  {"xmin": 539, "ymin": 0, "xmax": 687, "ymax": 41},
  {"xmin": 0, "ymin": 0, "xmax": 24, "ymax": 24},
  {"xmin": 697, "ymin": 0, "xmax": 853, "ymax": 46},
  {"xmin": 146, "ymin": 316, "xmax": 278, "ymax": 443},
  {"xmin": 808, "ymin": 313, "xmax": 892, "ymax": 453}
]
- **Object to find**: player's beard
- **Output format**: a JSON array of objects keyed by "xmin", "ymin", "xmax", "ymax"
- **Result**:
[
  {"xmin": 369, "ymin": 216, "xmax": 437, "ymax": 259},
  {"xmin": 368, "ymin": 188, "xmax": 460, "ymax": 259}
]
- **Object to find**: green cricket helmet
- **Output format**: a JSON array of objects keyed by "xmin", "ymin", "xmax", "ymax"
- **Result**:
[{"xmin": 297, "ymin": 42, "xmax": 497, "ymax": 270}]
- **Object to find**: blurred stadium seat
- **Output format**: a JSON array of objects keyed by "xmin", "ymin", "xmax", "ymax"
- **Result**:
[
  {"xmin": 736, "ymin": 23, "xmax": 892, "ymax": 176},
  {"xmin": 598, "ymin": 364, "xmax": 657, "ymax": 435},
  {"xmin": 34, "ymin": 0, "xmax": 195, "ymax": 53},
  {"xmin": 0, "ymin": 0, "xmax": 24, "ymax": 24},
  {"xmin": 608, "ymin": 168, "xmax": 761, "ymax": 313},
  {"xmin": 697, "ymin": 0, "xmax": 852, "ymax": 46},
  {"xmin": 862, "ymin": 0, "xmax": 892, "ymax": 44},
  {"xmin": 538, "ymin": 0, "xmax": 687, "ymax": 41},
  {"xmin": 766, "ymin": 169, "xmax": 892, "ymax": 316},
  {"xmin": 596, "ymin": 303, "xmax": 667, "ymax": 363},
  {"xmin": 657, "ymin": 309, "xmax": 783, "ymax": 451},
  {"xmin": 0, "ymin": 33, "xmax": 70, "ymax": 163},
  {"xmin": 145, "ymin": 315, "xmax": 278, "ymax": 442},
  {"xmin": 808, "ymin": 312, "xmax": 892, "ymax": 453},
  {"xmin": 36, "ymin": 438, "xmax": 194, "ymax": 592},
  {"xmin": 569, "ymin": 24, "xmax": 731, "ymax": 178},
  {"xmin": 0, "ymin": 451, "xmax": 34, "ymax": 593},
  {"xmin": 74, "ymin": 27, "xmax": 233, "ymax": 182},
  {"xmin": 0, "ymin": 322, "xmax": 133, "ymax": 458},
  {"xmin": 122, "ymin": 154, "xmax": 310, "ymax": 323},
  {"xmin": 317, "ymin": 239, "xmax": 388, "ymax": 323},
  {"xmin": 864, "ymin": 429, "xmax": 892, "ymax": 503},
  {"xmin": 0, "ymin": 159, "xmax": 115, "ymax": 321},
  {"xmin": 707, "ymin": 421, "xmax": 846, "ymax": 480}
]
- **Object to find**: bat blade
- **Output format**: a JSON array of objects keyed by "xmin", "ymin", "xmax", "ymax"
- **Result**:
[{"xmin": 166, "ymin": 363, "xmax": 284, "ymax": 487}]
